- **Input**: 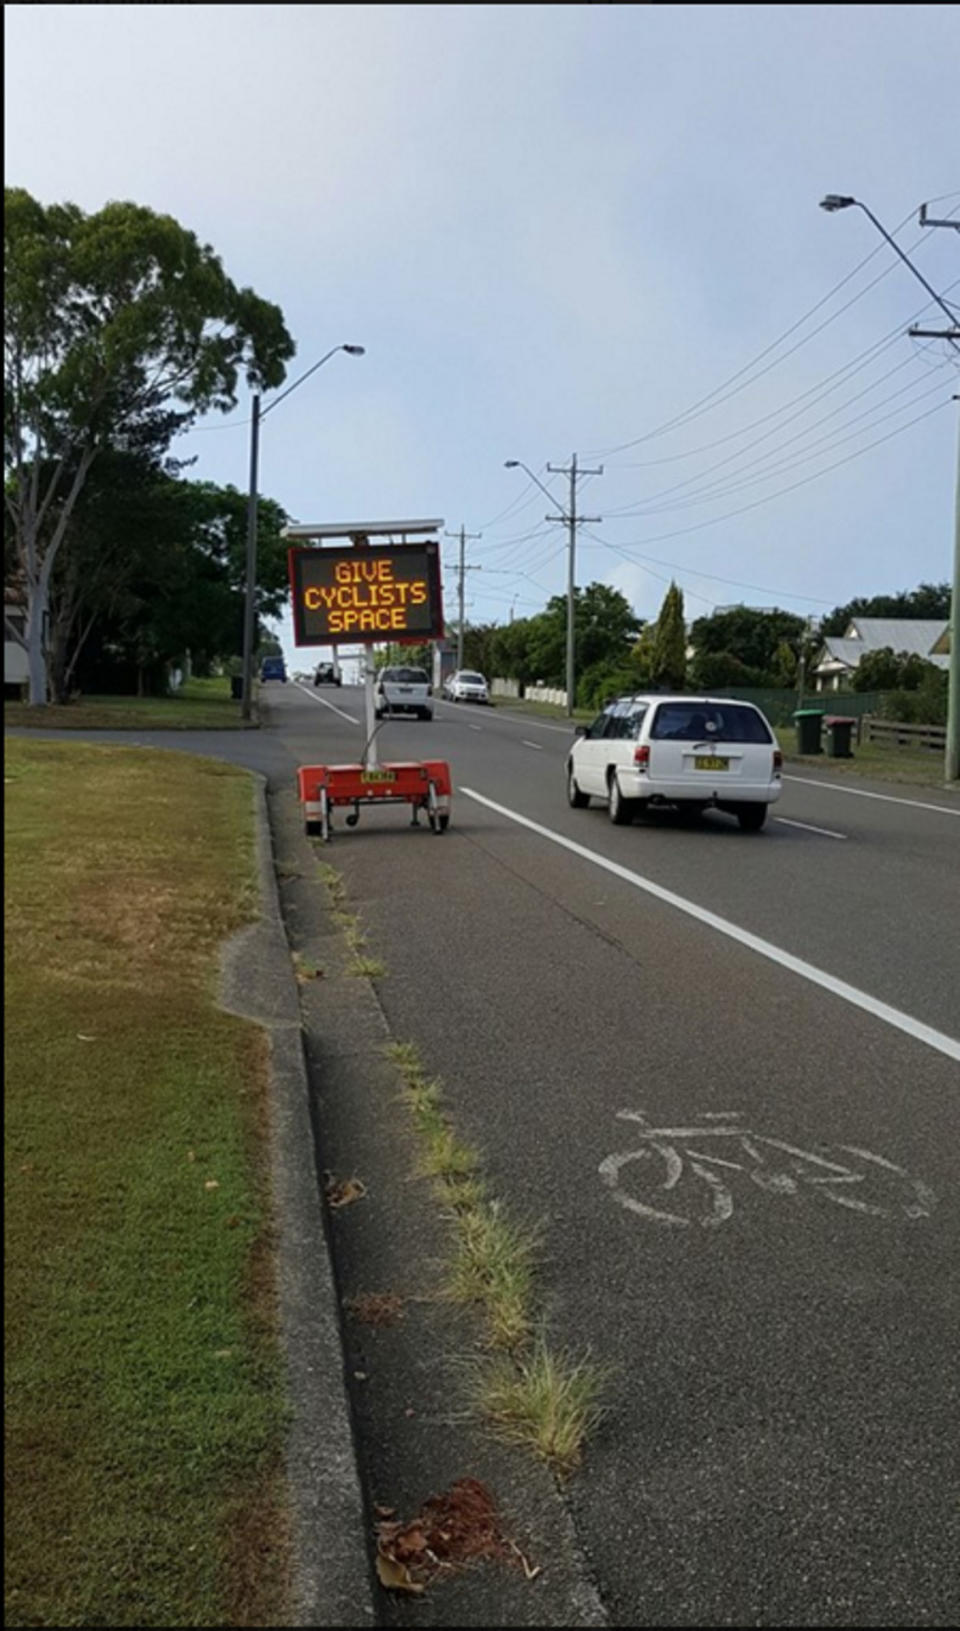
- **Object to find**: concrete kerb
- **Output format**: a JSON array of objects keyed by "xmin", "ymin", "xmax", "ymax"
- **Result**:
[{"xmin": 220, "ymin": 775, "xmax": 375, "ymax": 1628}]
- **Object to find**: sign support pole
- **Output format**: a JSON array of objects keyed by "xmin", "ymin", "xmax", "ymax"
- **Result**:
[{"xmin": 363, "ymin": 649, "xmax": 379, "ymax": 770}]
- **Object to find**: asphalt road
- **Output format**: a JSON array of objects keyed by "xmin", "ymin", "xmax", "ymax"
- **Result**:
[
  {"xmin": 16, "ymin": 685, "xmax": 959, "ymax": 1624},
  {"xmin": 268, "ymin": 681, "xmax": 960, "ymax": 1627}
]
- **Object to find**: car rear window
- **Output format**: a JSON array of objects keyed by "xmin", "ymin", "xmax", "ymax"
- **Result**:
[
  {"xmin": 650, "ymin": 702, "xmax": 772, "ymax": 743},
  {"xmin": 383, "ymin": 667, "xmax": 428, "ymax": 684}
]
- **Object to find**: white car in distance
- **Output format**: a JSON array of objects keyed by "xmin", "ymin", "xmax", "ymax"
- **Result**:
[
  {"xmin": 374, "ymin": 665, "xmax": 433, "ymax": 720},
  {"xmin": 567, "ymin": 694, "xmax": 782, "ymax": 830},
  {"xmin": 445, "ymin": 670, "xmax": 490, "ymax": 704}
]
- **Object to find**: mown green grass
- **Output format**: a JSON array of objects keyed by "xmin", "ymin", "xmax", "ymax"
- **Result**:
[
  {"xmin": 4, "ymin": 676, "xmax": 255, "ymax": 731},
  {"xmin": 4, "ymin": 739, "xmax": 290, "ymax": 1627},
  {"xmin": 778, "ymin": 726, "xmax": 955, "ymax": 789}
]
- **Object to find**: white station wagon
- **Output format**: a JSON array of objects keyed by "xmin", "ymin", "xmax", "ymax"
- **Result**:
[{"xmin": 567, "ymin": 694, "xmax": 782, "ymax": 830}]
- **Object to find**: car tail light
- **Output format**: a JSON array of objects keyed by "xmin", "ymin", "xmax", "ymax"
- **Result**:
[
  {"xmin": 634, "ymin": 744, "xmax": 650, "ymax": 769},
  {"xmin": 773, "ymin": 749, "xmax": 783, "ymax": 771}
]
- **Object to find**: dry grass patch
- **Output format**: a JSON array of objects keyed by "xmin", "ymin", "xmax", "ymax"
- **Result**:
[
  {"xmin": 475, "ymin": 1339, "xmax": 610, "ymax": 1476},
  {"xmin": 383, "ymin": 1040, "xmax": 607, "ymax": 1471}
]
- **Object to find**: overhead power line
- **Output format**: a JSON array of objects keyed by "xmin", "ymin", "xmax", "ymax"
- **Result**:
[{"xmin": 584, "ymin": 204, "xmax": 955, "ymax": 460}]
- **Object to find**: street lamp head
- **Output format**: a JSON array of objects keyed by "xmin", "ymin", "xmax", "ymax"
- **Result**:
[
  {"xmin": 820, "ymin": 194, "xmax": 857, "ymax": 213},
  {"xmin": 504, "ymin": 460, "xmax": 519, "ymax": 468},
  {"xmin": 342, "ymin": 344, "xmax": 366, "ymax": 355}
]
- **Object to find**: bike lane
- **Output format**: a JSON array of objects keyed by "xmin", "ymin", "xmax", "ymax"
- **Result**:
[{"xmin": 329, "ymin": 788, "xmax": 960, "ymax": 1628}]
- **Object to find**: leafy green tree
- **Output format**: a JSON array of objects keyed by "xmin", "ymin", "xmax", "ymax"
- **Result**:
[
  {"xmin": 4, "ymin": 187, "xmax": 294, "ymax": 703},
  {"xmin": 489, "ymin": 617, "xmax": 540, "ymax": 687},
  {"xmin": 651, "ymin": 581, "xmax": 686, "ymax": 690},
  {"xmin": 376, "ymin": 643, "xmax": 432, "ymax": 671},
  {"xmin": 522, "ymin": 583, "xmax": 639, "ymax": 686},
  {"xmin": 821, "ymin": 583, "xmax": 951, "ymax": 636},
  {"xmin": 689, "ymin": 605, "xmax": 806, "ymax": 680},
  {"xmin": 852, "ymin": 647, "xmax": 939, "ymax": 694},
  {"xmin": 851, "ymin": 648, "xmax": 907, "ymax": 692},
  {"xmin": 41, "ymin": 456, "xmax": 289, "ymax": 698},
  {"xmin": 690, "ymin": 650, "xmax": 770, "ymax": 690},
  {"xmin": 773, "ymin": 640, "xmax": 798, "ymax": 686},
  {"xmin": 461, "ymin": 622, "xmax": 499, "ymax": 677}
]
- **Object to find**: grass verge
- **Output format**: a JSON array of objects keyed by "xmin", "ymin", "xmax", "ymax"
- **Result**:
[
  {"xmin": 778, "ymin": 726, "xmax": 955, "ymax": 790},
  {"xmin": 5, "ymin": 675, "xmax": 254, "ymax": 731},
  {"xmin": 4, "ymin": 738, "xmax": 290, "ymax": 1627}
]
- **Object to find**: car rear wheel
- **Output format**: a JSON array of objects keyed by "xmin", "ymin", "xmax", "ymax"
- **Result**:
[
  {"xmin": 736, "ymin": 803, "xmax": 768, "ymax": 831},
  {"xmin": 608, "ymin": 771, "xmax": 634, "ymax": 825},
  {"xmin": 567, "ymin": 765, "xmax": 589, "ymax": 808}
]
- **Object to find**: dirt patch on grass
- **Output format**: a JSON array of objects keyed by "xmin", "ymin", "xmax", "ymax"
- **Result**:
[{"xmin": 221, "ymin": 1456, "xmax": 294, "ymax": 1628}]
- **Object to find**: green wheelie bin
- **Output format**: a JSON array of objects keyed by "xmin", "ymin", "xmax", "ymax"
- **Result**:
[
  {"xmin": 825, "ymin": 715, "xmax": 855, "ymax": 758},
  {"xmin": 793, "ymin": 708, "xmax": 824, "ymax": 755}
]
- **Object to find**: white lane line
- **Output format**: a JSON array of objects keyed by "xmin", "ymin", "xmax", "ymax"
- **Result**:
[
  {"xmin": 495, "ymin": 715, "xmax": 577, "ymax": 735},
  {"xmin": 435, "ymin": 699, "xmax": 579, "ymax": 736},
  {"xmin": 775, "ymin": 816, "xmax": 847, "ymax": 840},
  {"xmin": 783, "ymin": 774, "xmax": 960, "ymax": 818},
  {"xmin": 469, "ymin": 724, "xmax": 483, "ymax": 732},
  {"xmin": 294, "ymin": 681, "xmax": 358, "ymax": 724},
  {"xmin": 460, "ymin": 787, "xmax": 960, "ymax": 1065},
  {"xmin": 522, "ymin": 740, "xmax": 544, "ymax": 751}
]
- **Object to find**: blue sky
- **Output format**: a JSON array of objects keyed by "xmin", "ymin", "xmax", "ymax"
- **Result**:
[{"xmin": 5, "ymin": 3, "xmax": 959, "ymax": 668}]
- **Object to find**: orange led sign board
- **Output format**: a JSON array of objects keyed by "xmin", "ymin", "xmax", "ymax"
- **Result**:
[{"xmin": 289, "ymin": 541, "xmax": 444, "ymax": 645}]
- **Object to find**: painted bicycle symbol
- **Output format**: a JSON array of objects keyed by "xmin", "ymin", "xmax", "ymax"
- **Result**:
[{"xmin": 599, "ymin": 1109, "xmax": 936, "ymax": 1228}]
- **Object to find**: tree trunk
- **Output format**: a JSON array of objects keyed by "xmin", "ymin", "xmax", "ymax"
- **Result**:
[{"xmin": 26, "ymin": 582, "xmax": 48, "ymax": 706}]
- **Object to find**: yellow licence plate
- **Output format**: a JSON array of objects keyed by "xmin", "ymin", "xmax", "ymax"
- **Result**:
[
  {"xmin": 360, "ymin": 770, "xmax": 397, "ymax": 784},
  {"xmin": 693, "ymin": 757, "xmax": 729, "ymax": 771}
]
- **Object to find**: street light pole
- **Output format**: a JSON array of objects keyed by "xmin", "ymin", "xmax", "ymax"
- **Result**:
[
  {"xmin": 948, "ymin": 407, "xmax": 960, "ymax": 782},
  {"xmin": 820, "ymin": 196, "xmax": 960, "ymax": 337},
  {"xmin": 505, "ymin": 457, "xmax": 602, "ymax": 716},
  {"xmin": 239, "ymin": 343, "xmax": 365, "ymax": 722},
  {"xmin": 820, "ymin": 196, "xmax": 960, "ymax": 782},
  {"xmin": 240, "ymin": 392, "xmax": 262, "ymax": 721}
]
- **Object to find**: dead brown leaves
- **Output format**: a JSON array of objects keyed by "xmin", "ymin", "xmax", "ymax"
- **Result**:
[
  {"xmin": 345, "ymin": 1292, "xmax": 405, "ymax": 1327},
  {"xmin": 374, "ymin": 1478, "xmax": 539, "ymax": 1594},
  {"xmin": 324, "ymin": 1175, "xmax": 367, "ymax": 1209}
]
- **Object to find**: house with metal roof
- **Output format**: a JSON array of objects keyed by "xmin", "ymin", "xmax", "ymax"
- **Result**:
[{"xmin": 812, "ymin": 617, "xmax": 949, "ymax": 692}]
